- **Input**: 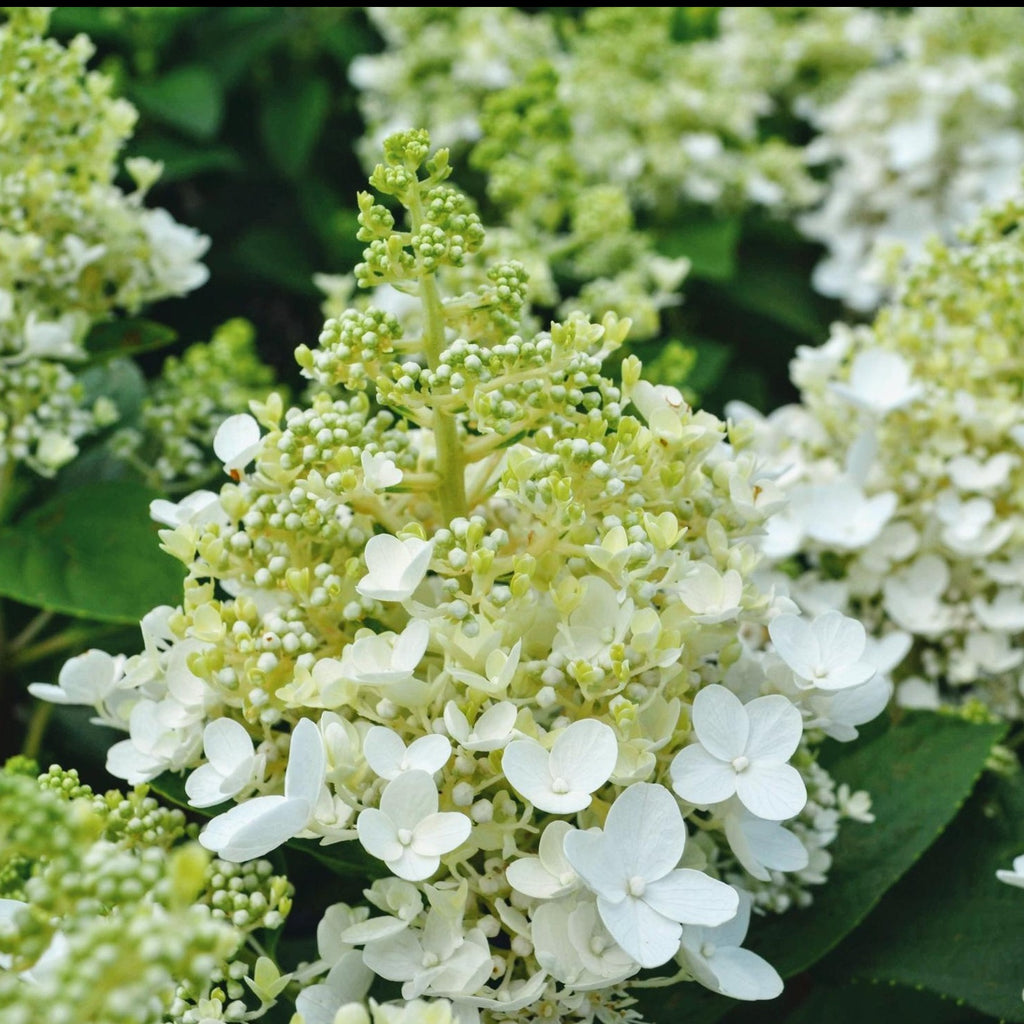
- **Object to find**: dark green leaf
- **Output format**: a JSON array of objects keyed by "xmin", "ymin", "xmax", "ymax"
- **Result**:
[
  {"xmin": 0, "ymin": 482, "xmax": 184, "ymax": 622},
  {"xmin": 835, "ymin": 770, "xmax": 1024, "ymax": 1022},
  {"xmin": 260, "ymin": 78, "xmax": 331, "ymax": 178},
  {"xmin": 230, "ymin": 226, "xmax": 319, "ymax": 294},
  {"xmin": 83, "ymin": 318, "xmax": 177, "ymax": 362},
  {"xmin": 657, "ymin": 213, "xmax": 741, "ymax": 282},
  {"xmin": 132, "ymin": 66, "xmax": 225, "ymax": 140},
  {"xmin": 781, "ymin": 980, "xmax": 989, "ymax": 1024},
  {"xmin": 747, "ymin": 714, "xmax": 1006, "ymax": 978},
  {"xmin": 712, "ymin": 260, "xmax": 831, "ymax": 339}
]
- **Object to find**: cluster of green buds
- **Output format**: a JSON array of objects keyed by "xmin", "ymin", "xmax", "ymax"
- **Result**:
[
  {"xmin": 0, "ymin": 7, "xmax": 209, "ymax": 478},
  {"xmin": 0, "ymin": 760, "xmax": 292, "ymax": 1024},
  {"xmin": 111, "ymin": 319, "xmax": 279, "ymax": 490},
  {"xmin": 39, "ymin": 133, "xmax": 887, "ymax": 1024}
]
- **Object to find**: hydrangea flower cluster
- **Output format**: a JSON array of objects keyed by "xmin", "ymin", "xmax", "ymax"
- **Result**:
[
  {"xmin": 0, "ymin": 6, "xmax": 209, "ymax": 477},
  {"xmin": 112, "ymin": 319, "xmax": 279, "ymax": 489},
  {"xmin": 734, "ymin": 192, "xmax": 1024, "ymax": 717},
  {"xmin": 798, "ymin": 7, "xmax": 1024, "ymax": 309},
  {"xmin": 39, "ymin": 133, "xmax": 889, "ymax": 1022},
  {"xmin": 0, "ymin": 760, "xmax": 292, "ymax": 1024},
  {"xmin": 347, "ymin": 8, "xmax": 871, "ymax": 341}
]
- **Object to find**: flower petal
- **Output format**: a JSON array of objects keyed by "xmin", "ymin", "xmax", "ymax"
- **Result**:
[
  {"xmin": 563, "ymin": 828, "xmax": 621, "ymax": 902},
  {"xmin": 644, "ymin": 869, "xmax": 738, "ymax": 928},
  {"xmin": 670, "ymin": 745, "xmax": 738, "ymax": 806},
  {"xmin": 604, "ymin": 782, "xmax": 687, "ymax": 881},
  {"xmin": 597, "ymin": 894, "xmax": 681, "ymax": 969},
  {"xmin": 284, "ymin": 718, "xmax": 326, "ymax": 803},
  {"xmin": 549, "ymin": 720, "xmax": 618, "ymax": 796},
  {"xmin": 768, "ymin": 614, "xmax": 815, "ymax": 679},
  {"xmin": 378, "ymin": 770, "xmax": 438, "ymax": 828},
  {"xmin": 364, "ymin": 726, "xmax": 408, "ymax": 779},
  {"xmin": 203, "ymin": 718, "xmax": 255, "ymax": 776},
  {"xmin": 744, "ymin": 695, "xmax": 802, "ymax": 762},
  {"xmin": 691, "ymin": 685, "xmax": 748, "ymax": 761},
  {"xmin": 411, "ymin": 811, "xmax": 471, "ymax": 856},
  {"xmin": 185, "ymin": 763, "xmax": 233, "ymax": 808},
  {"xmin": 700, "ymin": 946, "xmax": 783, "ymax": 1001},
  {"xmin": 356, "ymin": 807, "xmax": 402, "ymax": 862},
  {"xmin": 200, "ymin": 795, "xmax": 310, "ymax": 861},
  {"xmin": 502, "ymin": 738, "xmax": 553, "ymax": 806},
  {"xmin": 735, "ymin": 762, "xmax": 807, "ymax": 821}
]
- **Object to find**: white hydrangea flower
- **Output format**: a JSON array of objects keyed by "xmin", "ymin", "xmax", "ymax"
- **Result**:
[
  {"xmin": 506, "ymin": 820, "xmax": 580, "ymax": 899},
  {"xmin": 996, "ymin": 855, "xmax": 1024, "ymax": 890},
  {"xmin": 670, "ymin": 686, "xmax": 807, "ymax": 821},
  {"xmin": 443, "ymin": 700, "xmax": 518, "ymax": 752},
  {"xmin": 28, "ymin": 649, "xmax": 126, "ymax": 710},
  {"xmin": 213, "ymin": 413, "xmax": 262, "ymax": 478},
  {"xmin": 356, "ymin": 535, "xmax": 435, "ymax": 603},
  {"xmin": 363, "ymin": 726, "xmax": 452, "ymax": 781},
  {"xmin": 199, "ymin": 718, "xmax": 325, "ymax": 861},
  {"xmin": 563, "ymin": 782, "xmax": 739, "ymax": 968},
  {"xmin": 185, "ymin": 719, "xmax": 265, "ymax": 808},
  {"xmin": 502, "ymin": 719, "xmax": 618, "ymax": 813},
  {"xmin": 769, "ymin": 611, "xmax": 876, "ymax": 691},
  {"xmin": 678, "ymin": 891, "xmax": 783, "ymax": 1001},
  {"xmin": 357, "ymin": 771, "xmax": 471, "ymax": 881}
]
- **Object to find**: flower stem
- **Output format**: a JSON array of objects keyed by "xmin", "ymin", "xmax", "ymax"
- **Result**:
[
  {"xmin": 410, "ymin": 193, "xmax": 468, "ymax": 527},
  {"xmin": 22, "ymin": 699, "xmax": 53, "ymax": 760}
]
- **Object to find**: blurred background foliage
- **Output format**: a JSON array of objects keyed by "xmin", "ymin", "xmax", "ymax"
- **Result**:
[{"xmin": 47, "ymin": 5, "xmax": 844, "ymax": 416}]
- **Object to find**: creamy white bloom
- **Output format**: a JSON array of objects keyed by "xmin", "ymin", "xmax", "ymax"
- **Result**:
[
  {"xmin": 185, "ymin": 718, "xmax": 265, "ymax": 808},
  {"xmin": 506, "ymin": 820, "xmax": 580, "ymax": 899},
  {"xmin": 679, "ymin": 891, "xmax": 783, "ymax": 1001},
  {"xmin": 502, "ymin": 719, "xmax": 618, "ymax": 813},
  {"xmin": 443, "ymin": 700, "xmax": 518, "ymax": 752},
  {"xmin": 199, "ymin": 717, "xmax": 325, "ymax": 861},
  {"xmin": 723, "ymin": 805, "xmax": 810, "ymax": 882},
  {"xmin": 829, "ymin": 349, "xmax": 923, "ymax": 415},
  {"xmin": 356, "ymin": 535, "xmax": 435, "ymax": 602},
  {"xmin": 295, "ymin": 951, "xmax": 374, "ymax": 1024},
  {"xmin": 769, "ymin": 611, "xmax": 876, "ymax": 691},
  {"xmin": 670, "ymin": 685, "xmax": 807, "ymax": 821},
  {"xmin": 29, "ymin": 649, "xmax": 126, "ymax": 709},
  {"xmin": 363, "ymin": 726, "xmax": 452, "ymax": 781},
  {"xmin": 357, "ymin": 771, "xmax": 470, "ymax": 881},
  {"xmin": 361, "ymin": 450, "xmax": 404, "ymax": 491},
  {"xmin": 563, "ymin": 782, "xmax": 738, "ymax": 968},
  {"xmin": 149, "ymin": 490, "xmax": 227, "ymax": 529},
  {"xmin": 213, "ymin": 413, "xmax": 262, "ymax": 477},
  {"xmin": 338, "ymin": 619, "xmax": 431, "ymax": 687}
]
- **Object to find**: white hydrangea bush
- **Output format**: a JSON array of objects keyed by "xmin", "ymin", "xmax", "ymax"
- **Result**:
[
  {"xmin": 735, "ymin": 191, "xmax": 1024, "ymax": 718},
  {"xmin": 39, "ymin": 133, "xmax": 893, "ymax": 1023},
  {"xmin": 0, "ymin": 6, "xmax": 209, "ymax": 478},
  {"xmin": 798, "ymin": 6, "xmax": 1024, "ymax": 310}
]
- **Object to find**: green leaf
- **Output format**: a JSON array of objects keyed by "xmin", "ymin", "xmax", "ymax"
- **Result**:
[
  {"xmin": 0, "ymin": 481, "xmax": 184, "ymax": 622},
  {"xmin": 712, "ymin": 258, "xmax": 830, "ymax": 339},
  {"xmin": 835, "ymin": 770, "xmax": 1024, "ymax": 1022},
  {"xmin": 781, "ymin": 980, "xmax": 989, "ymax": 1024},
  {"xmin": 132, "ymin": 66, "xmax": 225, "ymax": 140},
  {"xmin": 260, "ymin": 78, "xmax": 331, "ymax": 178},
  {"xmin": 656, "ymin": 213, "xmax": 741, "ymax": 282},
  {"xmin": 230, "ymin": 226, "xmax": 319, "ymax": 294},
  {"xmin": 747, "ymin": 714, "xmax": 1006, "ymax": 978},
  {"xmin": 83, "ymin": 318, "xmax": 177, "ymax": 362}
]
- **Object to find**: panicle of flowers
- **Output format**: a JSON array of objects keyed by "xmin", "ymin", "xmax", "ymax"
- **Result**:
[
  {"xmin": 735, "ymin": 189, "xmax": 1024, "ymax": 718},
  {"xmin": 0, "ymin": 760, "xmax": 292, "ymax": 1024},
  {"xmin": 0, "ymin": 7, "xmax": 209, "ymax": 477},
  {"xmin": 798, "ymin": 7, "xmax": 1024, "ymax": 310},
  {"xmin": 111, "ymin": 319, "xmax": 279, "ymax": 490},
  {"xmin": 39, "ymin": 132, "xmax": 887, "ymax": 1022}
]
